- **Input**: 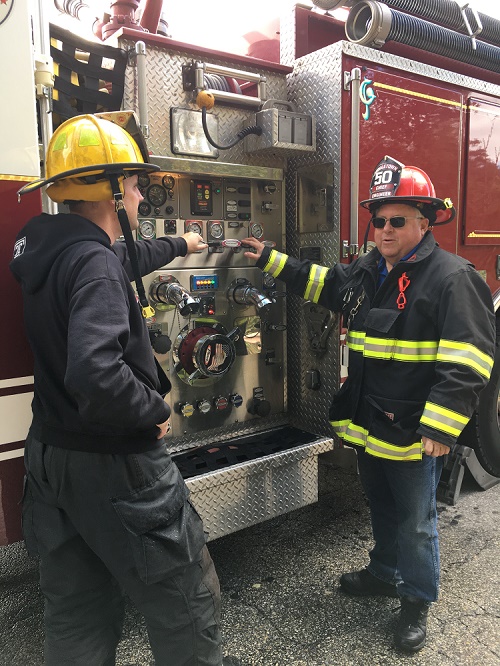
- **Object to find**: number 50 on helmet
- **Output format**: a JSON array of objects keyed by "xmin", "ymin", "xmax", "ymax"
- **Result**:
[
  {"xmin": 17, "ymin": 112, "xmax": 159, "ymax": 202},
  {"xmin": 360, "ymin": 155, "xmax": 456, "ymax": 226}
]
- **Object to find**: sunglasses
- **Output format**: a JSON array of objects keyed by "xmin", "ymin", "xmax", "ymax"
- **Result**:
[{"xmin": 371, "ymin": 215, "xmax": 425, "ymax": 229}]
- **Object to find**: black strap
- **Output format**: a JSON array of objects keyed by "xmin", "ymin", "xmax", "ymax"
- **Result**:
[{"xmin": 108, "ymin": 174, "xmax": 152, "ymax": 317}]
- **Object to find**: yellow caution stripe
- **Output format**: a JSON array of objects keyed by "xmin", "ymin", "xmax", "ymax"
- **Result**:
[
  {"xmin": 420, "ymin": 402, "xmax": 469, "ymax": 438},
  {"xmin": 373, "ymin": 82, "xmax": 464, "ymax": 108},
  {"xmin": 331, "ymin": 419, "xmax": 423, "ymax": 461},
  {"xmin": 0, "ymin": 174, "xmax": 40, "ymax": 182}
]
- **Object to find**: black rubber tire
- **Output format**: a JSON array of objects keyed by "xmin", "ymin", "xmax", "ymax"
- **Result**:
[{"xmin": 472, "ymin": 342, "xmax": 500, "ymax": 477}]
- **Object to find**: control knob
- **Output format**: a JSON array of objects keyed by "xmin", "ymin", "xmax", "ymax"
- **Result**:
[
  {"xmin": 179, "ymin": 402, "xmax": 195, "ymax": 418},
  {"xmin": 249, "ymin": 398, "xmax": 272, "ymax": 417},
  {"xmin": 214, "ymin": 396, "xmax": 229, "ymax": 411},
  {"xmin": 229, "ymin": 393, "xmax": 243, "ymax": 408},
  {"xmin": 197, "ymin": 399, "xmax": 212, "ymax": 414}
]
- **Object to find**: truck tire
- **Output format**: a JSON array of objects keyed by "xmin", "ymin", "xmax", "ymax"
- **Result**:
[{"xmin": 473, "ymin": 342, "xmax": 500, "ymax": 478}]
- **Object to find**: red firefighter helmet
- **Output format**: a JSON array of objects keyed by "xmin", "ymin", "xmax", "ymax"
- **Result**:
[{"xmin": 360, "ymin": 156, "xmax": 455, "ymax": 225}]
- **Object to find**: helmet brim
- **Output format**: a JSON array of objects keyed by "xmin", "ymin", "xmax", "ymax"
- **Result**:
[
  {"xmin": 360, "ymin": 195, "xmax": 447, "ymax": 210},
  {"xmin": 17, "ymin": 162, "xmax": 160, "ymax": 197}
]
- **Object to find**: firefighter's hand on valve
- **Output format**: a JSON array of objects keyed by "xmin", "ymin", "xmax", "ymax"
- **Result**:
[
  {"xmin": 422, "ymin": 436, "xmax": 450, "ymax": 457},
  {"xmin": 242, "ymin": 237, "xmax": 265, "ymax": 261},
  {"xmin": 156, "ymin": 418, "xmax": 171, "ymax": 439},
  {"xmin": 182, "ymin": 232, "xmax": 208, "ymax": 253}
]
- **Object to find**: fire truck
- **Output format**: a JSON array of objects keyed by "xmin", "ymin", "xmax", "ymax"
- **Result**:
[{"xmin": 1, "ymin": 0, "xmax": 500, "ymax": 547}]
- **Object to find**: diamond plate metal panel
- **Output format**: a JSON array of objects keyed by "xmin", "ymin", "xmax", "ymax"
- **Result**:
[
  {"xmin": 280, "ymin": 6, "xmax": 297, "ymax": 68},
  {"xmin": 342, "ymin": 41, "xmax": 500, "ymax": 97},
  {"xmin": 283, "ymin": 43, "xmax": 345, "ymax": 440},
  {"xmin": 186, "ymin": 438, "xmax": 333, "ymax": 540},
  {"xmin": 120, "ymin": 39, "xmax": 289, "ymax": 169}
]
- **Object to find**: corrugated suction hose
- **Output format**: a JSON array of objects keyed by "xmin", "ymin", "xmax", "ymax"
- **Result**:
[
  {"xmin": 375, "ymin": 0, "xmax": 500, "ymax": 47},
  {"xmin": 345, "ymin": 1, "xmax": 500, "ymax": 75}
]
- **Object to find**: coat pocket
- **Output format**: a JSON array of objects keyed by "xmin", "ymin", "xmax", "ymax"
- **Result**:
[
  {"xmin": 366, "ymin": 394, "xmax": 424, "ymax": 448},
  {"xmin": 111, "ymin": 461, "xmax": 206, "ymax": 584}
]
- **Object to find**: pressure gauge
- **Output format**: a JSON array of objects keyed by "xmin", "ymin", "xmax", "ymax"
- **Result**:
[
  {"xmin": 209, "ymin": 222, "xmax": 224, "ymax": 239},
  {"xmin": 147, "ymin": 184, "xmax": 167, "ymax": 207},
  {"xmin": 138, "ymin": 202, "xmax": 152, "ymax": 216},
  {"xmin": 138, "ymin": 219, "xmax": 156, "ymax": 239},
  {"xmin": 138, "ymin": 174, "xmax": 150, "ymax": 188},
  {"xmin": 186, "ymin": 221, "xmax": 203, "ymax": 235},
  {"xmin": 249, "ymin": 222, "xmax": 264, "ymax": 239},
  {"xmin": 162, "ymin": 175, "xmax": 175, "ymax": 189}
]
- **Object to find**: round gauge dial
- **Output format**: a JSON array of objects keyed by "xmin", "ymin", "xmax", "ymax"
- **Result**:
[
  {"xmin": 249, "ymin": 222, "xmax": 264, "ymax": 239},
  {"xmin": 138, "ymin": 173, "xmax": 150, "ymax": 188},
  {"xmin": 138, "ymin": 201, "xmax": 152, "ymax": 216},
  {"xmin": 209, "ymin": 222, "xmax": 224, "ymax": 239},
  {"xmin": 139, "ymin": 219, "xmax": 156, "ymax": 239},
  {"xmin": 147, "ymin": 184, "xmax": 167, "ymax": 207},
  {"xmin": 162, "ymin": 175, "xmax": 175, "ymax": 189},
  {"xmin": 187, "ymin": 221, "xmax": 202, "ymax": 235}
]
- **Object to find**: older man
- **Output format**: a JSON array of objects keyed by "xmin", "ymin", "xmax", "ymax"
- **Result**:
[{"xmin": 243, "ymin": 156, "xmax": 495, "ymax": 653}]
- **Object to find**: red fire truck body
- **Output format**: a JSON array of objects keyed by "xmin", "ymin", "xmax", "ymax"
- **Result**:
[{"xmin": 0, "ymin": 0, "xmax": 499, "ymax": 546}]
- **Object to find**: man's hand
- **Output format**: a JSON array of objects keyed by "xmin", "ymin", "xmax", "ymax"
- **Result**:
[
  {"xmin": 156, "ymin": 419, "xmax": 171, "ymax": 439},
  {"xmin": 182, "ymin": 232, "xmax": 208, "ymax": 254},
  {"xmin": 422, "ymin": 436, "xmax": 450, "ymax": 457},
  {"xmin": 242, "ymin": 237, "xmax": 265, "ymax": 262}
]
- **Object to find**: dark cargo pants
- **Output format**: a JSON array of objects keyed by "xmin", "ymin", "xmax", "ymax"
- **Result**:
[{"xmin": 22, "ymin": 433, "xmax": 222, "ymax": 666}]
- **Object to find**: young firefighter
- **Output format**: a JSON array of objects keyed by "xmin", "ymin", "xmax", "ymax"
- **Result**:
[
  {"xmin": 10, "ymin": 114, "xmax": 225, "ymax": 665},
  {"xmin": 243, "ymin": 156, "xmax": 496, "ymax": 653}
]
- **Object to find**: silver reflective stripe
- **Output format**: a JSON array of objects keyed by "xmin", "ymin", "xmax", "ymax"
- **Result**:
[
  {"xmin": 304, "ymin": 264, "xmax": 328, "ymax": 303},
  {"xmin": 331, "ymin": 419, "xmax": 423, "ymax": 460},
  {"xmin": 437, "ymin": 339, "xmax": 494, "ymax": 379},
  {"xmin": 420, "ymin": 402, "xmax": 469, "ymax": 437},
  {"xmin": 263, "ymin": 250, "xmax": 287, "ymax": 277}
]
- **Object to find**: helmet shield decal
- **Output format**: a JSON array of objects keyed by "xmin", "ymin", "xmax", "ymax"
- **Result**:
[{"xmin": 368, "ymin": 155, "xmax": 405, "ymax": 201}]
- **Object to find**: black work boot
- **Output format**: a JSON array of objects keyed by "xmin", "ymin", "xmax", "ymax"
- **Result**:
[
  {"xmin": 394, "ymin": 596, "xmax": 430, "ymax": 652},
  {"xmin": 340, "ymin": 568, "xmax": 399, "ymax": 597}
]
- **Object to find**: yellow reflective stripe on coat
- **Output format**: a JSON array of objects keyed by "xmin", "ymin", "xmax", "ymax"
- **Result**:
[
  {"xmin": 347, "ymin": 332, "xmax": 494, "ymax": 376},
  {"xmin": 364, "ymin": 338, "xmax": 438, "ymax": 361},
  {"xmin": 347, "ymin": 331, "xmax": 365, "ymax": 352},
  {"xmin": 331, "ymin": 419, "xmax": 423, "ymax": 461},
  {"xmin": 420, "ymin": 402, "xmax": 469, "ymax": 437},
  {"xmin": 262, "ymin": 249, "xmax": 288, "ymax": 277},
  {"xmin": 304, "ymin": 264, "xmax": 328, "ymax": 302},
  {"xmin": 347, "ymin": 331, "xmax": 438, "ymax": 360},
  {"xmin": 437, "ymin": 339, "xmax": 494, "ymax": 379}
]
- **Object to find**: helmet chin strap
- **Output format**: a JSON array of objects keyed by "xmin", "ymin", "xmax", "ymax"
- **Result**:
[{"xmin": 108, "ymin": 173, "xmax": 155, "ymax": 319}]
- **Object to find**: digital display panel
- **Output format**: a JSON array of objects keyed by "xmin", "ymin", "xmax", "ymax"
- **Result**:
[
  {"xmin": 190, "ymin": 179, "xmax": 213, "ymax": 215},
  {"xmin": 191, "ymin": 274, "xmax": 219, "ymax": 291}
]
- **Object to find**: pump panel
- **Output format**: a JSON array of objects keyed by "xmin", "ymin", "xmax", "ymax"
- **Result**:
[{"xmin": 137, "ymin": 169, "xmax": 286, "ymax": 446}]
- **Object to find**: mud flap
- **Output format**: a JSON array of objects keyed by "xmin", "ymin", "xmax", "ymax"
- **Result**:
[{"xmin": 437, "ymin": 445, "xmax": 471, "ymax": 506}]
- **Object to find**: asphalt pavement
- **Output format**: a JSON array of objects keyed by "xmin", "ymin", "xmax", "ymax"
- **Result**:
[{"xmin": 1, "ymin": 456, "xmax": 499, "ymax": 665}]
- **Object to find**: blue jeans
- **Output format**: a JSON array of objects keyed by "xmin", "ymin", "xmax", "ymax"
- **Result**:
[{"xmin": 356, "ymin": 450, "xmax": 443, "ymax": 602}]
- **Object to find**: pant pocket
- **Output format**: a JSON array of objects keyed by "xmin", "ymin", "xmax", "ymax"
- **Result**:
[
  {"xmin": 21, "ymin": 475, "xmax": 39, "ymax": 556},
  {"xmin": 111, "ymin": 461, "xmax": 206, "ymax": 584}
]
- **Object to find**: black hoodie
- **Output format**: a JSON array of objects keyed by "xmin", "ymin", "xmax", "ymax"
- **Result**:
[{"xmin": 10, "ymin": 213, "xmax": 187, "ymax": 454}]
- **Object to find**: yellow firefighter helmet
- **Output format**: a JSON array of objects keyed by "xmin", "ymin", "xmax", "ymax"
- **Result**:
[{"xmin": 18, "ymin": 113, "xmax": 159, "ymax": 202}]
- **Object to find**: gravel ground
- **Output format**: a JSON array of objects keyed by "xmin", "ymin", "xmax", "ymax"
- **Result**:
[{"xmin": 1, "ymin": 457, "xmax": 499, "ymax": 665}]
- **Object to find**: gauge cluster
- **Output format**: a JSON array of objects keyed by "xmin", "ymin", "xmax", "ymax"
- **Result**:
[{"xmin": 136, "ymin": 172, "xmax": 283, "ymax": 257}]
